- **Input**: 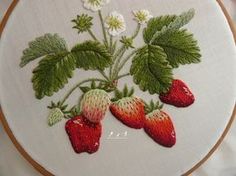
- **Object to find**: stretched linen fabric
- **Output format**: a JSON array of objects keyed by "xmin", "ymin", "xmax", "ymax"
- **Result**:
[{"xmin": 0, "ymin": 0, "xmax": 236, "ymax": 176}]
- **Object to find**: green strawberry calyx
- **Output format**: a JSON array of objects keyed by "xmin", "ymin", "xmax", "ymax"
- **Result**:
[
  {"xmin": 144, "ymin": 100, "xmax": 164, "ymax": 114},
  {"xmin": 111, "ymin": 85, "xmax": 135, "ymax": 102},
  {"xmin": 80, "ymin": 80, "xmax": 115, "ymax": 93}
]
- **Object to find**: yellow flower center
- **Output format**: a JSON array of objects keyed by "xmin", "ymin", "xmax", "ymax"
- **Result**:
[
  {"xmin": 107, "ymin": 16, "xmax": 123, "ymax": 30},
  {"xmin": 88, "ymin": 0, "xmax": 101, "ymax": 5},
  {"xmin": 135, "ymin": 11, "xmax": 147, "ymax": 22}
]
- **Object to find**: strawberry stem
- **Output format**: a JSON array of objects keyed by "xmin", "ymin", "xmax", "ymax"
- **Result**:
[
  {"xmin": 110, "ymin": 24, "xmax": 141, "ymax": 80},
  {"xmin": 98, "ymin": 10, "xmax": 108, "ymax": 47},
  {"xmin": 88, "ymin": 29, "xmax": 98, "ymax": 41},
  {"xmin": 109, "ymin": 46, "xmax": 126, "ymax": 79},
  {"xmin": 115, "ymin": 49, "xmax": 138, "ymax": 75},
  {"xmin": 98, "ymin": 70, "xmax": 110, "ymax": 81},
  {"xmin": 117, "ymin": 73, "xmax": 130, "ymax": 79}
]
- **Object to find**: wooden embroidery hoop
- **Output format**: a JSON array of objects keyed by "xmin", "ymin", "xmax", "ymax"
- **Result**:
[{"xmin": 0, "ymin": 0, "xmax": 235, "ymax": 175}]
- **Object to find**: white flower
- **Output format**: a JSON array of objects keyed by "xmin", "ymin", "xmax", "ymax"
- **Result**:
[
  {"xmin": 133, "ymin": 10, "xmax": 153, "ymax": 24},
  {"xmin": 105, "ymin": 11, "xmax": 126, "ymax": 36},
  {"xmin": 82, "ymin": 0, "xmax": 110, "ymax": 12}
]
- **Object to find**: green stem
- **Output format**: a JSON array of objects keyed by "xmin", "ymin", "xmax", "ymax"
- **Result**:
[
  {"xmin": 109, "ymin": 46, "xmax": 126, "ymax": 78},
  {"xmin": 116, "ymin": 49, "xmax": 138, "ymax": 75},
  {"xmin": 108, "ymin": 36, "xmax": 116, "ymax": 78},
  {"xmin": 110, "ymin": 24, "xmax": 140, "ymax": 69},
  {"xmin": 131, "ymin": 23, "xmax": 141, "ymax": 39},
  {"xmin": 111, "ymin": 49, "xmax": 126, "ymax": 79},
  {"xmin": 109, "ymin": 66, "xmax": 113, "ymax": 80},
  {"xmin": 117, "ymin": 73, "xmax": 130, "ymax": 79},
  {"xmin": 98, "ymin": 10, "xmax": 108, "ymax": 46},
  {"xmin": 109, "ymin": 35, "xmax": 113, "ymax": 50},
  {"xmin": 88, "ymin": 29, "xmax": 98, "ymax": 41},
  {"xmin": 110, "ymin": 24, "xmax": 141, "ymax": 80},
  {"xmin": 113, "ymin": 46, "xmax": 126, "ymax": 62},
  {"xmin": 99, "ymin": 70, "xmax": 109, "ymax": 80},
  {"xmin": 60, "ymin": 78, "xmax": 107, "ymax": 106}
]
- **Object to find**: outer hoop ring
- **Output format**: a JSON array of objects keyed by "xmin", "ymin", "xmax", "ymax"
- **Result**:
[{"xmin": 0, "ymin": 1, "xmax": 235, "ymax": 176}]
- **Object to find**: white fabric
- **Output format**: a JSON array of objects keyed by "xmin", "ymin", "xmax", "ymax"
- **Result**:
[
  {"xmin": 0, "ymin": 2, "xmax": 39, "ymax": 176},
  {"xmin": 0, "ymin": 0, "xmax": 236, "ymax": 176},
  {"xmin": 0, "ymin": 123, "xmax": 41, "ymax": 176}
]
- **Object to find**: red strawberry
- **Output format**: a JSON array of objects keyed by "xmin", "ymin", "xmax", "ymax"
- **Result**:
[
  {"xmin": 159, "ymin": 79, "xmax": 195, "ymax": 107},
  {"xmin": 80, "ymin": 89, "xmax": 111, "ymax": 123},
  {"xmin": 144, "ymin": 101, "xmax": 176, "ymax": 147},
  {"xmin": 110, "ymin": 86, "xmax": 145, "ymax": 129},
  {"xmin": 65, "ymin": 115, "xmax": 102, "ymax": 154}
]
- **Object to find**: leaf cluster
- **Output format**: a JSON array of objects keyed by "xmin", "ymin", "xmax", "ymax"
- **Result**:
[
  {"xmin": 130, "ymin": 9, "xmax": 201, "ymax": 94},
  {"xmin": 21, "ymin": 35, "xmax": 112, "ymax": 99}
]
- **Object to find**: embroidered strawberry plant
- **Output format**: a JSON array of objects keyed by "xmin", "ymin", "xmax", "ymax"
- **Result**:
[{"xmin": 20, "ymin": 0, "xmax": 201, "ymax": 154}]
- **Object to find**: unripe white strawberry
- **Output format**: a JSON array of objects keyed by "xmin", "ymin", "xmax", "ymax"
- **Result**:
[
  {"xmin": 48, "ymin": 108, "xmax": 64, "ymax": 126},
  {"xmin": 80, "ymin": 89, "xmax": 111, "ymax": 123}
]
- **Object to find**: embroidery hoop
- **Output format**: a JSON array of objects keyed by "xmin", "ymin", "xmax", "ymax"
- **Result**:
[{"xmin": 0, "ymin": 0, "xmax": 235, "ymax": 175}]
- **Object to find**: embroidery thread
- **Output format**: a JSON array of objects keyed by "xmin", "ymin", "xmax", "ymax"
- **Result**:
[{"xmin": 20, "ymin": 1, "xmax": 201, "ymax": 154}]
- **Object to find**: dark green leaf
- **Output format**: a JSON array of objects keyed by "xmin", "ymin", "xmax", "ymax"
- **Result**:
[
  {"xmin": 114, "ymin": 89, "xmax": 123, "ymax": 100},
  {"xmin": 150, "ymin": 100, "xmax": 155, "ymax": 109},
  {"xmin": 71, "ymin": 41, "xmax": 112, "ymax": 70},
  {"xmin": 32, "ymin": 52, "xmax": 76, "ymax": 99},
  {"xmin": 20, "ymin": 33, "xmax": 68, "ymax": 67},
  {"xmin": 153, "ymin": 29, "xmax": 201, "ymax": 68},
  {"xmin": 61, "ymin": 104, "xmax": 68, "ymax": 111},
  {"xmin": 128, "ymin": 87, "xmax": 134, "ymax": 97},
  {"xmin": 123, "ymin": 85, "xmax": 128, "ymax": 97},
  {"xmin": 80, "ymin": 86, "xmax": 91, "ymax": 93},
  {"xmin": 91, "ymin": 80, "xmax": 96, "ymax": 89},
  {"xmin": 130, "ymin": 45, "xmax": 173, "ymax": 94},
  {"xmin": 159, "ymin": 103, "xmax": 164, "ymax": 109}
]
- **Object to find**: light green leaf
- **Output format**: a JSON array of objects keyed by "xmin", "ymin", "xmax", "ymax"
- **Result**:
[
  {"xmin": 32, "ymin": 52, "xmax": 76, "ymax": 99},
  {"xmin": 153, "ymin": 29, "xmax": 201, "ymax": 68},
  {"xmin": 130, "ymin": 45, "xmax": 173, "ymax": 94},
  {"xmin": 71, "ymin": 41, "xmax": 112, "ymax": 70},
  {"xmin": 166, "ymin": 8, "xmax": 195, "ymax": 31},
  {"xmin": 144, "ymin": 9, "xmax": 195, "ymax": 44},
  {"xmin": 20, "ymin": 33, "xmax": 68, "ymax": 67},
  {"xmin": 143, "ymin": 15, "xmax": 177, "ymax": 43}
]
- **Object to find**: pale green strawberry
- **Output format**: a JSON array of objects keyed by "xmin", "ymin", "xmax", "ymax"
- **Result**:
[
  {"xmin": 48, "ymin": 108, "xmax": 64, "ymax": 126},
  {"xmin": 80, "ymin": 89, "xmax": 111, "ymax": 123}
]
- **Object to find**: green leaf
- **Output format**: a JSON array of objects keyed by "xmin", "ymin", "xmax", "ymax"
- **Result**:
[
  {"xmin": 123, "ymin": 85, "xmax": 129, "ymax": 97},
  {"xmin": 144, "ymin": 15, "xmax": 177, "ymax": 43},
  {"xmin": 153, "ymin": 29, "xmax": 201, "ymax": 68},
  {"xmin": 20, "ymin": 33, "xmax": 68, "ymax": 67},
  {"xmin": 144, "ymin": 9, "xmax": 195, "ymax": 44},
  {"xmin": 32, "ymin": 52, "xmax": 76, "ymax": 99},
  {"xmin": 130, "ymin": 45, "xmax": 173, "ymax": 94},
  {"xmin": 80, "ymin": 86, "xmax": 91, "ymax": 93},
  {"xmin": 114, "ymin": 89, "xmax": 123, "ymax": 100},
  {"xmin": 71, "ymin": 41, "xmax": 112, "ymax": 70},
  {"xmin": 91, "ymin": 80, "xmax": 96, "ymax": 89},
  {"xmin": 128, "ymin": 88, "xmax": 134, "ymax": 97}
]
